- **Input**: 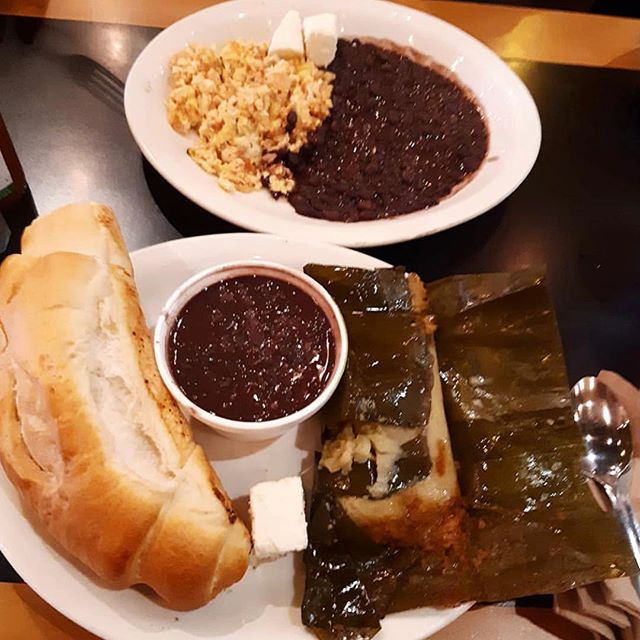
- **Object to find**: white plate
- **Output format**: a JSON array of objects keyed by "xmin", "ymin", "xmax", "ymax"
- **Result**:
[
  {"xmin": 0, "ymin": 234, "xmax": 471, "ymax": 640},
  {"xmin": 124, "ymin": 0, "xmax": 541, "ymax": 248}
]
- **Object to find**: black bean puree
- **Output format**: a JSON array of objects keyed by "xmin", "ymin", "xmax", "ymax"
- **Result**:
[
  {"xmin": 168, "ymin": 275, "xmax": 336, "ymax": 422},
  {"xmin": 284, "ymin": 39, "xmax": 489, "ymax": 222}
]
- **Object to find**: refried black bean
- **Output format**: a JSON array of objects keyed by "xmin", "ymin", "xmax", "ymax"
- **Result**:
[
  {"xmin": 283, "ymin": 39, "xmax": 489, "ymax": 222},
  {"xmin": 286, "ymin": 110, "xmax": 298, "ymax": 134},
  {"xmin": 168, "ymin": 275, "xmax": 336, "ymax": 422}
]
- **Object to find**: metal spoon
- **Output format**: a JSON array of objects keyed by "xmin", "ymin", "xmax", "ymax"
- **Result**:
[{"xmin": 571, "ymin": 376, "xmax": 640, "ymax": 593}]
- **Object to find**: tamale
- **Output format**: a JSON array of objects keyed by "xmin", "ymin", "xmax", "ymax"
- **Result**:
[
  {"xmin": 303, "ymin": 264, "xmax": 463, "ymax": 639},
  {"xmin": 303, "ymin": 266, "xmax": 636, "ymax": 639}
]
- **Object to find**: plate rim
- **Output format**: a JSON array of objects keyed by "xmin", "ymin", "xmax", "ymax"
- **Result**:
[
  {"xmin": 123, "ymin": 0, "xmax": 541, "ymax": 248},
  {"xmin": 0, "ymin": 233, "xmax": 473, "ymax": 640}
]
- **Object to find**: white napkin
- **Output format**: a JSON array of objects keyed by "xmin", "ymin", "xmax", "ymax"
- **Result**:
[
  {"xmin": 602, "ymin": 578, "xmax": 640, "ymax": 618},
  {"xmin": 554, "ymin": 590, "xmax": 616, "ymax": 640},
  {"xmin": 577, "ymin": 584, "xmax": 630, "ymax": 628}
]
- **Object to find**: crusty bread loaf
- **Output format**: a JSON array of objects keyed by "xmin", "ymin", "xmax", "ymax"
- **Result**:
[
  {"xmin": 20, "ymin": 201, "xmax": 134, "ymax": 276},
  {"xmin": 0, "ymin": 203, "xmax": 251, "ymax": 610}
]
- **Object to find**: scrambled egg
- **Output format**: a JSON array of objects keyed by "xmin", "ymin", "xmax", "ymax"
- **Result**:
[{"xmin": 167, "ymin": 41, "xmax": 334, "ymax": 193}]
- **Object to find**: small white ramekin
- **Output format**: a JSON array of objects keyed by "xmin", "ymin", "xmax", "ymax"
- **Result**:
[{"xmin": 153, "ymin": 260, "xmax": 348, "ymax": 441}]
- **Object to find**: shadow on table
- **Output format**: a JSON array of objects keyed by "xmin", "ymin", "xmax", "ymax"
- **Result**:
[
  {"xmin": 142, "ymin": 159, "xmax": 245, "ymax": 237},
  {"xmin": 0, "ymin": 552, "xmax": 21, "ymax": 583},
  {"xmin": 0, "ymin": 15, "xmax": 46, "ymax": 45},
  {"xmin": 366, "ymin": 199, "xmax": 507, "ymax": 280}
]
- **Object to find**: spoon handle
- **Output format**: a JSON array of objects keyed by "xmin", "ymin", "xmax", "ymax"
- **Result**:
[{"xmin": 604, "ymin": 484, "xmax": 640, "ymax": 594}]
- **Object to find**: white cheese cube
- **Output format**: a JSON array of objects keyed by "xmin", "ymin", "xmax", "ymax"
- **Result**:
[
  {"xmin": 249, "ymin": 476, "xmax": 308, "ymax": 560},
  {"xmin": 268, "ymin": 10, "xmax": 305, "ymax": 59},
  {"xmin": 303, "ymin": 13, "xmax": 338, "ymax": 67}
]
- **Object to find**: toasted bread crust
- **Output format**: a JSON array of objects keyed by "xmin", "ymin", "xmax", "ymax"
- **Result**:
[{"xmin": 0, "ymin": 204, "xmax": 250, "ymax": 610}]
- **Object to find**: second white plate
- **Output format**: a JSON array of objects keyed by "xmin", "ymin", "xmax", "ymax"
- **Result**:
[
  {"xmin": 0, "ymin": 234, "xmax": 471, "ymax": 640},
  {"xmin": 124, "ymin": 0, "xmax": 541, "ymax": 247}
]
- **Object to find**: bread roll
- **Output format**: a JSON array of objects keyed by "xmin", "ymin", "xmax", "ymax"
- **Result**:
[
  {"xmin": 20, "ymin": 201, "xmax": 134, "ymax": 275},
  {"xmin": 0, "ymin": 203, "xmax": 251, "ymax": 610}
]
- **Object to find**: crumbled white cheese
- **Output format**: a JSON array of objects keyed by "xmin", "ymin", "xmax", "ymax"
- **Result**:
[
  {"xmin": 319, "ymin": 424, "xmax": 421, "ymax": 497},
  {"xmin": 268, "ymin": 10, "xmax": 305, "ymax": 59},
  {"xmin": 249, "ymin": 476, "xmax": 308, "ymax": 559},
  {"xmin": 303, "ymin": 13, "xmax": 338, "ymax": 67},
  {"xmin": 319, "ymin": 426, "xmax": 372, "ymax": 474}
]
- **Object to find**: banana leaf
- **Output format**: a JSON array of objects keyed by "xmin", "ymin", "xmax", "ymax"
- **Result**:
[
  {"xmin": 303, "ymin": 264, "xmax": 443, "ymax": 638},
  {"xmin": 302, "ymin": 267, "xmax": 636, "ymax": 640},
  {"xmin": 306, "ymin": 265, "xmax": 433, "ymax": 430},
  {"xmin": 421, "ymin": 271, "xmax": 635, "ymax": 603}
]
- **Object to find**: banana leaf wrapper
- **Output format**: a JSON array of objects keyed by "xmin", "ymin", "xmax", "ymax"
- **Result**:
[
  {"xmin": 302, "ymin": 267, "xmax": 636, "ymax": 639},
  {"xmin": 315, "ymin": 265, "xmax": 433, "ymax": 431},
  {"xmin": 423, "ymin": 271, "xmax": 635, "ymax": 601},
  {"xmin": 302, "ymin": 264, "xmax": 462, "ymax": 639}
]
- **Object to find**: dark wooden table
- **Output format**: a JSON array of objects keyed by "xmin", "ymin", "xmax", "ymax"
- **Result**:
[{"xmin": 0, "ymin": 10, "xmax": 639, "ymax": 640}]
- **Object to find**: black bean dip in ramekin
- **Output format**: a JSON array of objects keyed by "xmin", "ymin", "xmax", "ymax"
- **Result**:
[{"xmin": 168, "ymin": 274, "xmax": 336, "ymax": 422}]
